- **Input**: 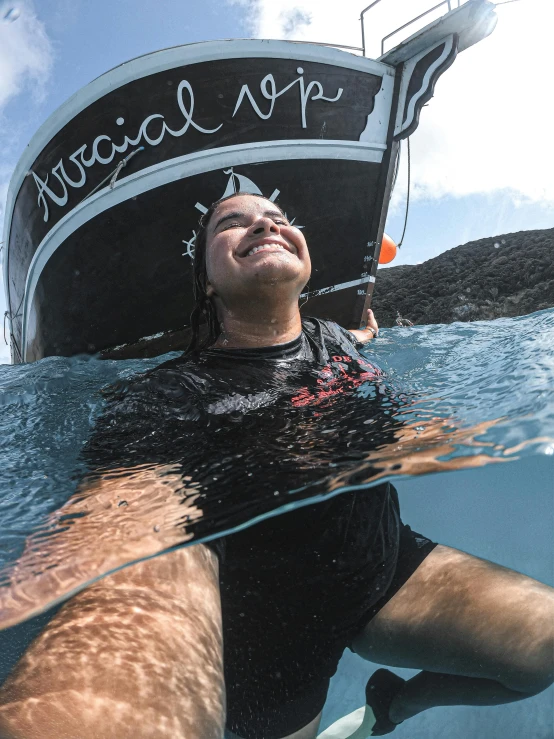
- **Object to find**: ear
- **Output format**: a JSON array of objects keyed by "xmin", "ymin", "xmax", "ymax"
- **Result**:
[{"xmin": 206, "ymin": 280, "xmax": 216, "ymax": 298}]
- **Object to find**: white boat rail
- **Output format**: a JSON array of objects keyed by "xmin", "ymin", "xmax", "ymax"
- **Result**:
[{"xmin": 361, "ymin": 0, "xmax": 466, "ymax": 57}]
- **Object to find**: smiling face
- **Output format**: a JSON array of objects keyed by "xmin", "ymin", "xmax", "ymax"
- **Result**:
[{"xmin": 204, "ymin": 194, "xmax": 311, "ymax": 313}]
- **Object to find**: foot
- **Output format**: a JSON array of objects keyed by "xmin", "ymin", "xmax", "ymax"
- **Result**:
[{"xmin": 365, "ymin": 669, "xmax": 406, "ymax": 736}]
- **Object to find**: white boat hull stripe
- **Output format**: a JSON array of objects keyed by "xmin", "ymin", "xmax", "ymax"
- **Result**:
[{"xmin": 300, "ymin": 276, "xmax": 374, "ymax": 300}]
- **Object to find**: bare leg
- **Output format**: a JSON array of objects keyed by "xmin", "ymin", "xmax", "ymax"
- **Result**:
[
  {"xmin": 0, "ymin": 544, "xmax": 225, "ymax": 739},
  {"xmin": 351, "ymin": 545, "xmax": 554, "ymax": 724},
  {"xmin": 226, "ymin": 710, "xmax": 322, "ymax": 739}
]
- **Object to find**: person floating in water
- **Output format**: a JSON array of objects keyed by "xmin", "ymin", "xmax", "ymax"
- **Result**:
[
  {"xmin": 0, "ymin": 192, "xmax": 552, "ymax": 739},
  {"xmin": 395, "ymin": 311, "xmax": 413, "ymax": 327}
]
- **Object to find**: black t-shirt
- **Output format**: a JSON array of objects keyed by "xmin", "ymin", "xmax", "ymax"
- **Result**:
[
  {"xmin": 83, "ymin": 317, "xmax": 406, "ymax": 547},
  {"xmin": 83, "ymin": 318, "xmax": 409, "ymax": 633}
]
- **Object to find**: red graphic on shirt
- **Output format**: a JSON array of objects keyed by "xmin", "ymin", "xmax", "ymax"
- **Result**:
[{"xmin": 291, "ymin": 356, "xmax": 382, "ymax": 408}]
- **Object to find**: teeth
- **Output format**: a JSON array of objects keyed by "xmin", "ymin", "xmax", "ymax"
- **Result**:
[{"xmin": 246, "ymin": 244, "xmax": 285, "ymax": 257}]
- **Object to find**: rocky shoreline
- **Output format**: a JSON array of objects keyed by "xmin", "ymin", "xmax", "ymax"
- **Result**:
[{"xmin": 371, "ymin": 227, "xmax": 554, "ymax": 327}]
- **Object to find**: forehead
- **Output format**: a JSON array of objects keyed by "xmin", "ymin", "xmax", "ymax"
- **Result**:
[{"xmin": 209, "ymin": 196, "xmax": 280, "ymax": 228}]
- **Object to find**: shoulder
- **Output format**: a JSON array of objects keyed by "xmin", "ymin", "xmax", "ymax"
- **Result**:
[
  {"xmin": 302, "ymin": 316, "xmax": 362, "ymax": 351},
  {"xmin": 102, "ymin": 354, "xmax": 209, "ymax": 412}
]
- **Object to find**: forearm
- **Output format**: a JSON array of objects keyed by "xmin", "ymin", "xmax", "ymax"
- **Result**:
[
  {"xmin": 0, "ymin": 544, "xmax": 225, "ymax": 739},
  {"xmin": 1, "ymin": 464, "xmax": 202, "ymax": 629},
  {"xmin": 349, "ymin": 327, "xmax": 376, "ymax": 343}
]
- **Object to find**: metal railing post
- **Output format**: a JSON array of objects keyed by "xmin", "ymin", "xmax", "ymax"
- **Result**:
[
  {"xmin": 359, "ymin": 0, "xmax": 466, "ymax": 60},
  {"xmin": 360, "ymin": 0, "xmax": 383, "ymax": 57},
  {"xmin": 380, "ymin": 0, "xmax": 461, "ymax": 56}
]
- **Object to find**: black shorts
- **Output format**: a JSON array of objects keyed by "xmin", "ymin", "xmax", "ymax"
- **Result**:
[{"xmin": 217, "ymin": 487, "xmax": 437, "ymax": 739}]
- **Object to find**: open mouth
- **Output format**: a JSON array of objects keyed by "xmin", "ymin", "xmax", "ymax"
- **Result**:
[
  {"xmin": 246, "ymin": 243, "xmax": 288, "ymax": 257},
  {"xmin": 241, "ymin": 240, "xmax": 295, "ymax": 258}
]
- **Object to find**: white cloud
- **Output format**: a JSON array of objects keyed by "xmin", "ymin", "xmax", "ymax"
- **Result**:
[
  {"xmin": 0, "ymin": 2, "xmax": 53, "ymax": 364},
  {"xmin": 0, "ymin": 0, "xmax": 53, "ymax": 236},
  {"xmin": 281, "ymin": 7, "xmax": 312, "ymax": 38},
  {"xmin": 227, "ymin": 0, "xmax": 554, "ymax": 207},
  {"xmin": 0, "ymin": 1, "xmax": 53, "ymax": 109}
]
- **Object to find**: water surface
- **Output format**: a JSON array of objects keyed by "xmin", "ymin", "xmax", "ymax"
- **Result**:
[{"xmin": 1, "ymin": 309, "xmax": 553, "ymax": 628}]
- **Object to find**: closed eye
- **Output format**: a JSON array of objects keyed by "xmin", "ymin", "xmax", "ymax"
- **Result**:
[{"xmin": 224, "ymin": 219, "xmax": 288, "ymax": 230}]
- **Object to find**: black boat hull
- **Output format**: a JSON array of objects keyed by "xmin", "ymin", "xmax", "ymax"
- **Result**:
[{"xmin": 3, "ymin": 7, "xmax": 497, "ymax": 362}]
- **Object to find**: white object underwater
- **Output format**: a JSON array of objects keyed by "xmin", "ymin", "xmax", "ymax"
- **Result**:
[{"xmin": 317, "ymin": 704, "xmax": 377, "ymax": 739}]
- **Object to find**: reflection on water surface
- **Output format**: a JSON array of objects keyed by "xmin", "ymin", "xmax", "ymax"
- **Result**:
[{"xmin": 0, "ymin": 309, "xmax": 553, "ymax": 628}]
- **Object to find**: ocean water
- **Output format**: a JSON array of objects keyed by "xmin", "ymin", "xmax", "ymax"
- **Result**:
[{"xmin": 0, "ymin": 310, "xmax": 553, "ymax": 737}]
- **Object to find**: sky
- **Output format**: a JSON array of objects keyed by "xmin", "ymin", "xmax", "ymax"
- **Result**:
[{"xmin": 0, "ymin": 0, "xmax": 552, "ymax": 363}]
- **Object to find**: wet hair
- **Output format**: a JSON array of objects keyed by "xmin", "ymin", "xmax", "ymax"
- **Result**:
[{"xmin": 185, "ymin": 192, "xmax": 287, "ymax": 354}]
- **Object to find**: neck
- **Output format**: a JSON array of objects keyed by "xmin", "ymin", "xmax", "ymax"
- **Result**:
[{"xmin": 213, "ymin": 302, "xmax": 303, "ymax": 349}]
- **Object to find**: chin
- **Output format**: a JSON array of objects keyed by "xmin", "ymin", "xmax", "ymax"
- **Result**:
[{"xmin": 250, "ymin": 263, "xmax": 307, "ymax": 283}]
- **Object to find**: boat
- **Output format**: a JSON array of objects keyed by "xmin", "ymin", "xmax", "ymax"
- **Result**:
[{"xmin": 2, "ymin": 0, "xmax": 497, "ymax": 363}]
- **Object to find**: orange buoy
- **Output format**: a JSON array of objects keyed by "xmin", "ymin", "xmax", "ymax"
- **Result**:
[{"xmin": 378, "ymin": 233, "xmax": 397, "ymax": 264}]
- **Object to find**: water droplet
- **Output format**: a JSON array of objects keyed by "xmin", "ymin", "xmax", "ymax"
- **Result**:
[
  {"xmin": 153, "ymin": 524, "xmax": 160, "ymax": 532},
  {"xmin": 3, "ymin": 7, "xmax": 20, "ymax": 22},
  {"xmin": 118, "ymin": 499, "xmax": 128, "ymax": 507}
]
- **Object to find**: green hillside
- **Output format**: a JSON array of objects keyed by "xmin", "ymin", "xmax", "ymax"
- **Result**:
[{"xmin": 371, "ymin": 227, "xmax": 554, "ymax": 326}]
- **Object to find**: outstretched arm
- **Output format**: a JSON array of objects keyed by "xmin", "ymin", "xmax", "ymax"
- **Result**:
[
  {"xmin": 349, "ymin": 308, "xmax": 379, "ymax": 344},
  {"xmin": 0, "ymin": 464, "xmax": 204, "ymax": 628},
  {"xmin": 0, "ymin": 467, "xmax": 225, "ymax": 739}
]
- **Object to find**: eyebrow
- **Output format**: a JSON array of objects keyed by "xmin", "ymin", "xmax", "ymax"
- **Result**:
[{"xmin": 212, "ymin": 209, "xmax": 287, "ymax": 232}]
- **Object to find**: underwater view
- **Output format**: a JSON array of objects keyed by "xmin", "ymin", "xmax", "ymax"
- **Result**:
[
  {"xmin": 1, "ymin": 0, "xmax": 553, "ymax": 738},
  {"xmin": 0, "ymin": 311, "xmax": 553, "ymax": 737}
]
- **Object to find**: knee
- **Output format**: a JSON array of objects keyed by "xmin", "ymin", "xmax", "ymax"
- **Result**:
[{"xmin": 501, "ymin": 630, "xmax": 554, "ymax": 696}]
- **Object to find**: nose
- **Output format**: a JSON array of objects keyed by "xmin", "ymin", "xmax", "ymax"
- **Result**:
[{"xmin": 248, "ymin": 217, "xmax": 280, "ymax": 237}]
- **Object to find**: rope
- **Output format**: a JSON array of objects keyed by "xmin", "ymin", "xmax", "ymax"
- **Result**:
[
  {"xmin": 397, "ymin": 137, "xmax": 411, "ymax": 248},
  {"xmin": 391, "ymin": 145, "xmax": 401, "ymax": 195},
  {"xmin": 3, "ymin": 292, "xmax": 26, "ymax": 353},
  {"xmin": 109, "ymin": 160, "xmax": 126, "ymax": 189},
  {"xmin": 81, "ymin": 146, "xmax": 145, "ymax": 203},
  {"xmin": 3, "ymin": 148, "xmax": 144, "ymax": 359}
]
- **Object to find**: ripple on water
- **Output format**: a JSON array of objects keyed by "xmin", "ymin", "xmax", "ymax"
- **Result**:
[{"xmin": 0, "ymin": 309, "xmax": 553, "ymax": 628}]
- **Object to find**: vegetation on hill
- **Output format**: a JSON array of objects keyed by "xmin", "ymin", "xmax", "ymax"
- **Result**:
[{"xmin": 371, "ymin": 227, "xmax": 554, "ymax": 327}]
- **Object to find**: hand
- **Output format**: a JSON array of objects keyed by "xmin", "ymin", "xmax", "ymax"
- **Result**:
[
  {"xmin": 365, "ymin": 309, "xmax": 379, "ymax": 338},
  {"xmin": 349, "ymin": 309, "xmax": 379, "ymax": 343}
]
